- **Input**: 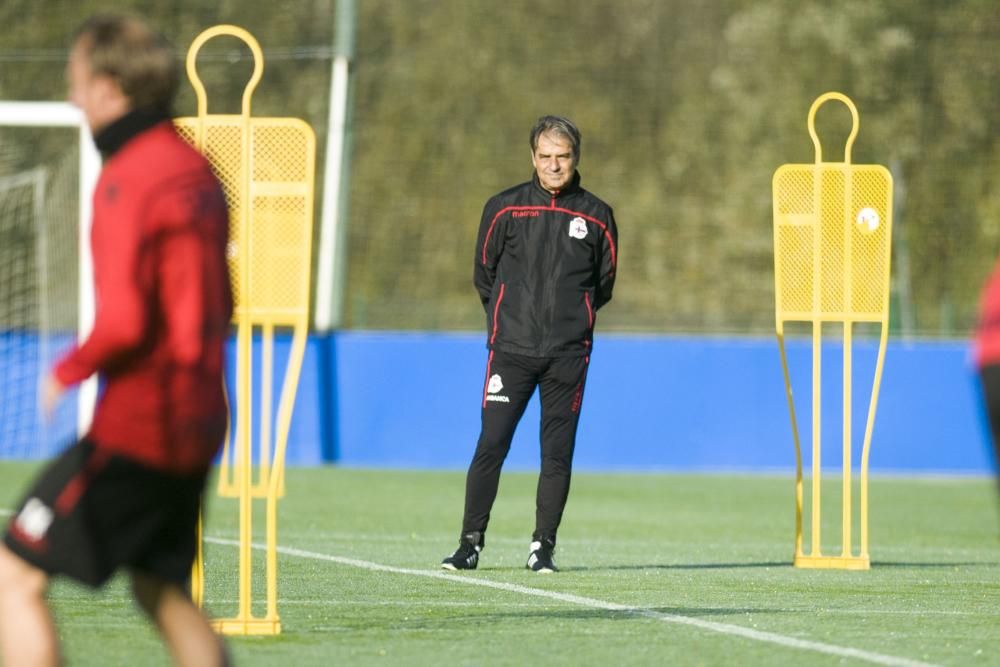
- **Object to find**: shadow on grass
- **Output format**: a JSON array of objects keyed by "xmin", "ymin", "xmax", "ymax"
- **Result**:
[
  {"xmin": 869, "ymin": 561, "xmax": 999, "ymax": 568},
  {"xmin": 473, "ymin": 559, "xmax": 998, "ymax": 573},
  {"xmin": 560, "ymin": 561, "xmax": 789, "ymax": 572},
  {"xmin": 391, "ymin": 605, "xmax": 786, "ymax": 629}
]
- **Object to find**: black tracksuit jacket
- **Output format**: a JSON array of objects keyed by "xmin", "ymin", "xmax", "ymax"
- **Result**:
[{"xmin": 474, "ymin": 171, "xmax": 618, "ymax": 358}]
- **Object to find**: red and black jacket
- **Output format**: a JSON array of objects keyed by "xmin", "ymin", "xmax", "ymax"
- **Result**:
[
  {"xmin": 474, "ymin": 171, "xmax": 618, "ymax": 358},
  {"xmin": 54, "ymin": 111, "xmax": 233, "ymax": 474},
  {"xmin": 975, "ymin": 258, "xmax": 1000, "ymax": 368}
]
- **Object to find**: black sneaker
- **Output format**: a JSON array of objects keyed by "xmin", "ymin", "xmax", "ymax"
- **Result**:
[
  {"xmin": 526, "ymin": 538, "xmax": 558, "ymax": 573},
  {"xmin": 441, "ymin": 532, "xmax": 484, "ymax": 570}
]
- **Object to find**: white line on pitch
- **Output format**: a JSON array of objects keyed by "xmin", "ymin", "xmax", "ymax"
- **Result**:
[
  {"xmin": 204, "ymin": 536, "xmax": 939, "ymax": 667},
  {"xmin": 0, "ymin": 509, "xmax": 12, "ymax": 516}
]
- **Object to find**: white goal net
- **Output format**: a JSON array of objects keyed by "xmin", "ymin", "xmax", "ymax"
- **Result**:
[
  {"xmin": 0, "ymin": 167, "xmax": 77, "ymax": 458},
  {"xmin": 0, "ymin": 102, "xmax": 99, "ymax": 460}
]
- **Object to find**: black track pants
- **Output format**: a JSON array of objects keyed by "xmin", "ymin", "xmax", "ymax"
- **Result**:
[{"xmin": 461, "ymin": 349, "xmax": 590, "ymax": 542}]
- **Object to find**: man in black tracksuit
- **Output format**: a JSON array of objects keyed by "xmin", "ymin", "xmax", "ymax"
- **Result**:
[{"xmin": 442, "ymin": 116, "xmax": 618, "ymax": 573}]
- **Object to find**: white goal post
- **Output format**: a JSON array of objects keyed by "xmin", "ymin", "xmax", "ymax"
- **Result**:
[{"xmin": 0, "ymin": 101, "xmax": 100, "ymax": 436}]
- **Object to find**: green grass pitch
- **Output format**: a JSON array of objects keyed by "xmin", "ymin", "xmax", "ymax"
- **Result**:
[{"xmin": 1, "ymin": 463, "xmax": 997, "ymax": 666}]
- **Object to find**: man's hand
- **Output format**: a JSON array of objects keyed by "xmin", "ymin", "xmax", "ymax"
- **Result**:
[{"xmin": 40, "ymin": 374, "xmax": 67, "ymax": 421}]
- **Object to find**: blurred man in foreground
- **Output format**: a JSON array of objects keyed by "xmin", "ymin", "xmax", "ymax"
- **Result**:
[{"xmin": 0, "ymin": 14, "xmax": 232, "ymax": 666}]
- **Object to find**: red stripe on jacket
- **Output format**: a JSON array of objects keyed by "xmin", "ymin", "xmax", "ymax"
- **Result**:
[
  {"xmin": 975, "ymin": 261, "xmax": 1000, "ymax": 368},
  {"xmin": 481, "ymin": 205, "xmax": 617, "ymax": 272}
]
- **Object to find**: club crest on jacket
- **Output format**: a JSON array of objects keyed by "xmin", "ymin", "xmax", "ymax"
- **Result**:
[{"xmin": 568, "ymin": 217, "xmax": 588, "ymax": 239}]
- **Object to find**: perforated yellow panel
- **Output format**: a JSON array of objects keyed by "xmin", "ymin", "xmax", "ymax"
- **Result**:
[
  {"xmin": 773, "ymin": 163, "xmax": 892, "ymax": 322},
  {"xmin": 174, "ymin": 116, "xmax": 315, "ymax": 325}
]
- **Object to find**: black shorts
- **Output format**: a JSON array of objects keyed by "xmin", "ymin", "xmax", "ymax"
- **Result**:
[{"xmin": 3, "ymin": 440, "xmax": 207, "ymax": 588}]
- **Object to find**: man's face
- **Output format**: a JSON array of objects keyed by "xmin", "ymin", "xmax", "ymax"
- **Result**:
[
  {"xmin": 66, "ymin": 40, "xmax": 127, "ymax": 133},
  {"xmin": 531, "ymin": 131, "xmax": 577, "ymax": 193}
]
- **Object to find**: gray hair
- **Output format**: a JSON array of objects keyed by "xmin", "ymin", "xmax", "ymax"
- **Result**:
[{"xmin": 529, "ymin": 115, "xmax": 581, "ymax": 161}]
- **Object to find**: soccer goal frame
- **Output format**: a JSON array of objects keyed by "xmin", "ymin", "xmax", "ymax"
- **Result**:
[{"xmin": 0, "ymin": 101, "xmax": 101, "ymax": 436}]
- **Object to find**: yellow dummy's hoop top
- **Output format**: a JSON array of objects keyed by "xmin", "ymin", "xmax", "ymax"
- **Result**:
[
  {"xmin": 807, "ymin": 92, "xmax": 859, "ymax": 164},
  {"xmin": 176, "ymin": 24, "xmax": 316, "ymax": 323},
  {"xmin": 773, "ymin": 91, "xmax": 892, "ymax": 324},
  {"xmin": 185, "ymin": 24, "xmax": 264, "ymax": 118}
]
